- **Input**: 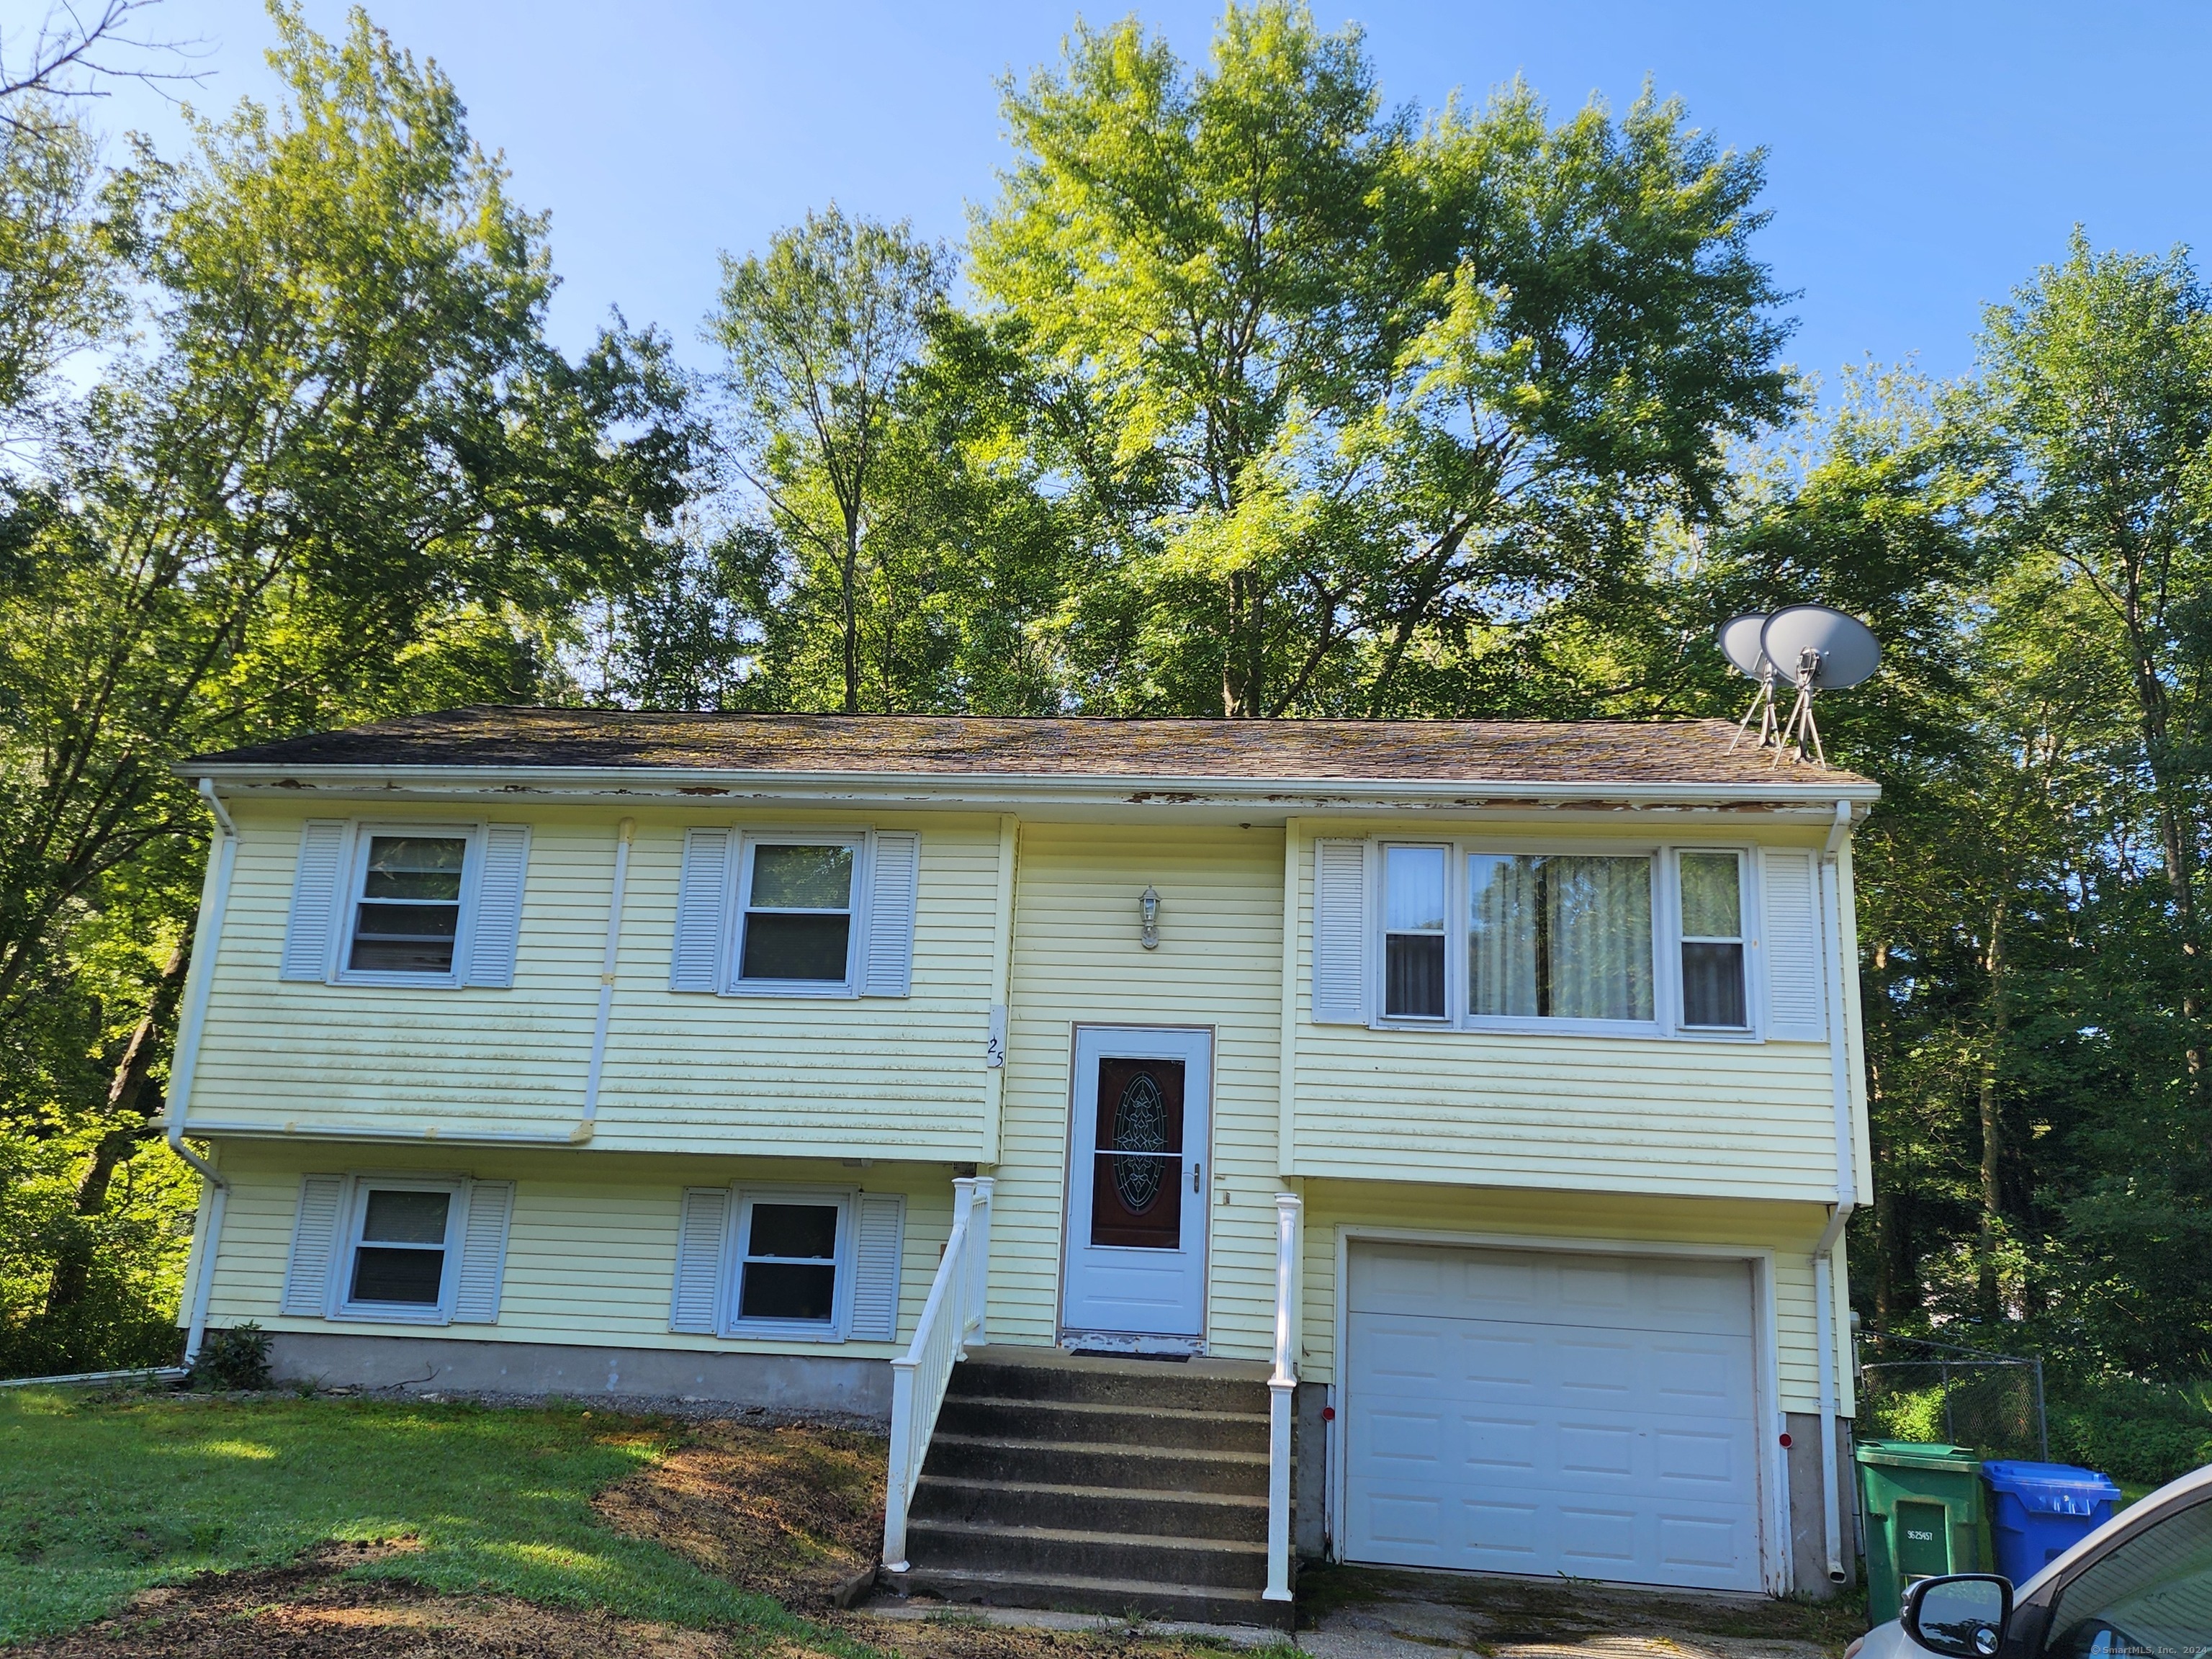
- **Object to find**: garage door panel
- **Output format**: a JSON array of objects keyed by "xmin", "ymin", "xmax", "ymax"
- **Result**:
[
  {"xmin": 1351, "ymin": 1244, "xmax": 1755, "ymax": 1339},
  {"xmin": 1345, "ymin": 1244, "xmax": 1763, "ymax": 1593}
]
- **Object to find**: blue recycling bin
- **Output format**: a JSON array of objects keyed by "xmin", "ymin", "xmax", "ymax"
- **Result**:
[{"xmin": 1981, "ymin": 1460, "xmax": 2123, "ymax": 1583}]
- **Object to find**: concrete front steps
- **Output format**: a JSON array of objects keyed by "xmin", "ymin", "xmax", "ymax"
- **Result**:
[{"xmin": 886, "ymin": 1346, "xmax": 1290, "ymax": 1629}]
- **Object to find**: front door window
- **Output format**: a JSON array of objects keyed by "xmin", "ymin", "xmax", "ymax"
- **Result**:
[{"xmin": 1091, "ymin": 1058, "xmax": 1184, "ymax": 1249}]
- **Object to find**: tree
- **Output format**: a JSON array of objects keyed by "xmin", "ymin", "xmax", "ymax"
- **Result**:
[
  {"xmin": 0, "ymin": 4, "xmax": 701, "ymax": 1367},
  {"xmin": 709, "ymin": 206, "xmax": 950, "ymax": 714},
  {"xmin": 971, "ymin": 1, "xmax": 1796, "ymax": 718}
]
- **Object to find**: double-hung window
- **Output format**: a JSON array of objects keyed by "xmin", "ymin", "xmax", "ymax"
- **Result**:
[
  {"xmin": 349, "ymin": 834, "xmax": 469, "ymax": 974},
  {"xmin": 1382, "ymin": 846, "xmax": 1449, "ymax": 1018},
  {"xmin": 728, "ymin": 1188, "xmax": 853, "ymax": 1338},
  {"xmin": 1677, "ymin": 850, "xmax": 1750, "ymax": 1030},
  {"xmin": 338, "ymin": 1179, "xmax": 462, "ymax": 1320},
  {"xmin": 737, "ymin": 840, "xmax": 859, "ymax": 989}
]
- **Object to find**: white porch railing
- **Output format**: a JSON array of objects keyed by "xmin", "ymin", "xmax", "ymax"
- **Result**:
[
  {"xmin": 1266, "ymin": 1191, "xmax": 1303, "ymax": 1603},
  {"xmin": 882, "ymin": 1174, "xmax": 994, "ymax": 1573}
]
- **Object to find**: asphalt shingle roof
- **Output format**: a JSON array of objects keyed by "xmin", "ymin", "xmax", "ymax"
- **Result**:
[{"xmin": 187, "ymin": 706, "xmax": 1874, "ymax": 790}]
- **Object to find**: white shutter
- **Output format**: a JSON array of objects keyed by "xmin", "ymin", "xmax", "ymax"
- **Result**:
[
  {"xmin": 463, "ymin": 825, "xmax": 530, "ymax": 988},
  {"xmin": 451, "ymin": 1180, "xmax": 515, "ymax": 1324},
  {"xmin": 279, "ymin": 822, "xmax": 350, "ymax": 982},
  {"xmin": 848, "ymin": 1192, "xmax": 906, "ymax": 1341},
  {"xmin": 280, "ymin": 1174, "xmax": 347, "ymax": 1317},
  {"xmin": 669, "ymin": 1187, "xmax": 729, "ymax": 1334},
  {"xmin": 669, "ymin": 829, "xmax": 732, "ymax": 992},
  {"xmin": 1761, "ymin": 849, "xmax": 1827, "ymax": 1041},
  {"xmin": 861, "ymin": 831, "xmax": 920, "ymax": 997},
  {"xmin": 1312, "ymin": 837, "xmax": 1370, "ymax": 1024}
]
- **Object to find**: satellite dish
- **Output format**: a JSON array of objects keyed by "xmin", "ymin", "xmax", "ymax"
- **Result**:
[
  {"xmin": 1717, "ymin": 612, "xmax": 1771, "ymax": 680},
  {"xmin": 1761, "ymin": 604, "xmax": 1881, "ymax": 691}
]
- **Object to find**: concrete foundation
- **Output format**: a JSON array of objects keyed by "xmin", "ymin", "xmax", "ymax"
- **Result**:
[
  {"xmin": 1786, "ymin": 1411, "xmax": 1860, "ymax": 1597},
  {"xmin": 1292, "ymin": 1380, "xmax": 1329, "ymax": 1560},
  {"xmin": 266, "ymin": 1332, "xmax": 893, "ymax": 1422}
]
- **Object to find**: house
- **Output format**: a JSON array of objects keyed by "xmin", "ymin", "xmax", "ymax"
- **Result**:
[{"xmin": 164, "ymin": 709, "xmax": 1876, "ymax": 1619}]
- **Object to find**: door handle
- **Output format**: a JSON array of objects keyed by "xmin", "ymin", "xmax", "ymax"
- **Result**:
[{"xmin": 1192, "ymin": 1161, "xmax": 1201, "ymax": 1193}]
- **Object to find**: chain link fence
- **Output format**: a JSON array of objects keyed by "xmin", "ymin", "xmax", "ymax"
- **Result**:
[{"xmin": 1856, "ymin": 1330, "xmax": 2049, "ymax": 1462}]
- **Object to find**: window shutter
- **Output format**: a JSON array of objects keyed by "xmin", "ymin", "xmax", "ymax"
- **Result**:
[
  {"xmin": 1311, "ymin": 838, "xmax": 1370, "ymax": 1024},
  {"xmin": 861, "ymin": 832, "xmax": 921, "ymax": 997},
  {"xmin": 280, "ymin": 822, "xmax": 350, "ymax": 982},
  {"xmin": 280, "ymin": 1174, "xmax": 347, "ymax": 1317},
  {"xmin": 669, "ymin": 1187, "xmax": 729, "ymax": 1334},
  {"xmin": 463, "ymin": 826, "xmax": 530, "ymax": 988},
  {"xmin": 669, "ymin": 829, "xmax": 733, "ymax": 992},
  {"xmin": 451, "ymin": 1180, "xmax": 516, "ymax": 1324},
  {"xmin": 848, "ymin": 1192, "xmax": 905, "ymax": 1341},
  {"xmin": 1761, "ymin": 849, "xmax": 1827, "ymax": 1040}
]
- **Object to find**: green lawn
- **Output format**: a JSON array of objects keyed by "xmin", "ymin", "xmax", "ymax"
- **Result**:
[{"xmin": 0, "ymin": 1385, "xmax": 807, "ymax": 1646}]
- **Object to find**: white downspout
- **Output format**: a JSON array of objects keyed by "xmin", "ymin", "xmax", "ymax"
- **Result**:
[
  {"xmin": 1814, "ymin": 797, "xmax": 1856, "ymax": 1585},
  {"xmin": 576, "ymin": 817, "xmax": 634, "ymax": 1143},
  {"xmin": 167, "ymin": 780, "xmax": 238, "ymax": 1363}
]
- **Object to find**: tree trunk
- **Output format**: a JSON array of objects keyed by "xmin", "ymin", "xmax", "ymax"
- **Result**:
[
  {"xmin": 1975, "ymin": 899, "xmax": 2009, "ymax": 1324},
  {"xmin": 45, "ymin": 932, "xmax": 192, "ymax": 1313}
]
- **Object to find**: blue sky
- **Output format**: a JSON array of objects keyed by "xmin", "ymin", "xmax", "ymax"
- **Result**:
[{"xmin": 58, "ymin": 0, "xmax": 2212, "ymax": 394}]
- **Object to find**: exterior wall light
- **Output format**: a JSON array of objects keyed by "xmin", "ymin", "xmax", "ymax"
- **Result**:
[{"xmin": 1139, "ymin": 885, "xmax": 1161, "ymax": 950}]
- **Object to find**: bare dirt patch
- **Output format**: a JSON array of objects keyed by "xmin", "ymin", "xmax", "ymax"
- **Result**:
[
  {"xmin": 11, "ymin": 1542, "xmax": 729, "ymax": 1659},
  {"xmin": 594, "ymin": 1419, "xmax": 889, "ymax": 1609}
]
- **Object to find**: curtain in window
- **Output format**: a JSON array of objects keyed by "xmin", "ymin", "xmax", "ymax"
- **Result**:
[
  {"xmin": 1469, "ymin": 854, "xmax": 1653, "ymax": 1021},
  {"xmin": 1547, "ymin": 857, "xmax": 1653, "ymax": 1020},
  {"xmin": 1469, "ymin": 855, "xmax": 1541, "ymax": 1017}
]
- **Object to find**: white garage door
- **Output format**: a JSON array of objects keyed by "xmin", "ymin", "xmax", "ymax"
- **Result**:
[{"xmin": 1344, "ymin": 1241, "xmax": 1764, "ymax": 1591}]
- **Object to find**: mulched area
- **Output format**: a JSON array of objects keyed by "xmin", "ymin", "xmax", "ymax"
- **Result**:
[
  {"xmin": 593, "ymin": 1419, "xmax": 889, "ymax": 1609},
  {"xmin": 12, "ymin": 1542, "xmax": 727, "ymax": 1659}
]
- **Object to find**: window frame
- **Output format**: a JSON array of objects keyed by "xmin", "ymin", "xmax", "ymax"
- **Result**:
[
  {"xmin": 1380, "ymin": 842, "xmax": 1453, "ymax": 1022},
  {"xmin": 333, "ymin": 820, "xmax": 487, "ymax": 989},
  {"xmin": 721, "ymin": 830, "xmax": 871, "ymax": 999},
  {"xmin": 333, "ymin": 1174, "xmax": 466, "ymax": 1324},
  {"xmin": 1364, "ymin": 836, "xmax": 1767, "ymax": 1043},
  {"xmin": 719, "ymin": 1185, "xmax": 858, "ymax": 1341},
  {"xmin": 1673, "ymin": 846, "xmax": 1755, "ymax": 1035}
]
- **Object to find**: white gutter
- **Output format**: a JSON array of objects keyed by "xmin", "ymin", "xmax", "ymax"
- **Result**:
[
  {"xmin": 166, "ymin": 781, "xmax": 238, "ymax": 1364},
  {"xmin": 1813, "ymin": 797, "xmax": 1858, "ymax": 1585},
  {"xmin": 575, "ymin": 817, "xmax": 635, "ymax": 1143},
  {"xmin": 176, "ymin": 1118, "xmax": 588, "ymax": 1146},
  {"xmin": 181, "ymin": 760, "xmax": 1881, "ymax": 815},
  {"xmin": 0, "ymin": 1364, "xmax": 189, "ymax": 1390}
]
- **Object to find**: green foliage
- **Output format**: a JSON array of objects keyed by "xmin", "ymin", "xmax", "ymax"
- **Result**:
[
  {"xmin": 187, "ymin": 1322, "xmax": 271, "ymax": 1390},
  {"xmin": 0, "ymin": 1390, "xmax": 798, "ymax": 1642},
  {"xmin": 2045, "ymin": 1374, "xmax": 2212, "ymax": 1488},
  {"xmin": 971, "ymin": 1, "xmax": 1794, "ymax": 716}
]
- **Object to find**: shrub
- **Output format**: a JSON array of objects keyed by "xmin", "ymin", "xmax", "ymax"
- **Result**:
[
  {"xmin": 2046, "ymin": 1373, "xmax": 2212, "ymax": 1487},
  {"xmin": 187, "ymin": 1322, "xmax": 271, "ymax": 1391}
]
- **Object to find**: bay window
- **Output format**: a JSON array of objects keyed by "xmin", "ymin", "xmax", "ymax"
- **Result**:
[{"xmin": 1367, "ymin": 840, "xmax": 1758, "ymax": 1037}]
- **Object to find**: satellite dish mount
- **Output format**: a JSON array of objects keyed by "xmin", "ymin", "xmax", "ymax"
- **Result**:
[{"xmin": 1714, "ymin": 606, "xmax": 1881, "ymax": 769}]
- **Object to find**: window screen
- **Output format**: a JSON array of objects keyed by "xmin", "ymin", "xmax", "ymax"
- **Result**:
[
  {"xmin": 351, "ymin": 835, "xmax": 467, "ymax": 973},
  {"xmin": 1679, "ymin": 852, "xmax": 1749, "ymax": 1028},
  {"xmin": 349, "ymin": 1188, "xmax": 450, "ymax": 1305},
  {"xmin": 1383, "ymin": 846, "xmax": 1447, "ymax": 1018},
  {"xmin": 738, "ymin": 845, "xmax": 855, "ymax": 983},
  {"xmin": 737, "ymin": 1201, "xmax": 840, "ymax": 1323}
]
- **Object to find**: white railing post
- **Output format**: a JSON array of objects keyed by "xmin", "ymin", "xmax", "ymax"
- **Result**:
[
  {"xmin": 882, "ymin": 1176, "xmax": 985, "ymax": 1575},
  {"xmin": 1265, "ymin": 1191, "xmax": 1303, "ymax": 1603},
  {"xmin": 964, "ymin": 1177, "xmax": 994, "ymax": 1351}
]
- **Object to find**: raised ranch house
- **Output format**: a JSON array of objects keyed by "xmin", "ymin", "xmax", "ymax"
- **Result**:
[{"xmin": 164, "ymin": 710, "xmax": 1876, "ymax": 1622}]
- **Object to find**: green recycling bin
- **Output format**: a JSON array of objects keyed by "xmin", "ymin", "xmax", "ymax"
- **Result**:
[{"xmin": 1856, "ymin": 1440, "xmax": 1991, "ymax": 1625}]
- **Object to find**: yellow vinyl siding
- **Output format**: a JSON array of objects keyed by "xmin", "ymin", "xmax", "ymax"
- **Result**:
[
  {"xmin": 989, "ymin": 824, "xmax": 1285, "ymax": 1361},
  {"xmin": 192, "ymin": 806, "xmax": 1003, "ymax": 1159},
  {"xmin": 1287, "ymin": 818, "xmax": 1846, "ymax": 1202},
  {"xmin": 199, "ymin": 1140, "xmax": 953, "ymax": 1357},
  {"xmin": 1296, "ymin": 1178, "xmax": 1846, "ymax": 1413}
]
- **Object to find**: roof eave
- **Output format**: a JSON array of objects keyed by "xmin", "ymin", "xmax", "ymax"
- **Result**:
[{"xmin": 178, "ymin": 761, "xmax": 1881, "ymax": 813}]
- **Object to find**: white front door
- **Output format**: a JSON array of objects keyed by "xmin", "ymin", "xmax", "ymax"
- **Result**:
[
  {"xmin": 1059, "ymin": 1026, "xmax": 1211, "ymax": 1345},
  {"xmin": 1344, "ymin": 1241, "xmax": 1764, "ymax": 1592}
]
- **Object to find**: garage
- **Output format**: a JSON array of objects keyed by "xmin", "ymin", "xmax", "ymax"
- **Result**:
[{"xmin": 1341, "ymin": 1241, "xmax": 1766, "ymax": 1592}]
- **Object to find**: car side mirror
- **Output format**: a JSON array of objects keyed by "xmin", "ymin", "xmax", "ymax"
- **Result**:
[{"xmin": 1905, "ymin": 1574, "xmax": 2014, "ymax": 1659}]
